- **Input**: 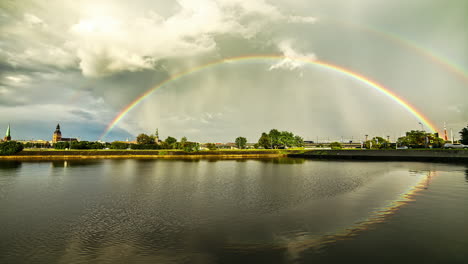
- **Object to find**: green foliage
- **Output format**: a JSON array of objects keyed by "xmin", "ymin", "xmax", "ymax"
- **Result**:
[
  {"xmin": 54, "ymin": 142, "xmax": 70, "ymax": 149},
  {"xmin": 205, "ymin": 143, "xmax": 217, "ymax": 150},
  {"xmin": 175, "ymin": 137, "xmax": 189, "ymax": 150},
  {"xmin": 294, "ymin": 136, "xmax": 304, "ymax": 147},
  {"xmin": 257, "ymin": 129, "xmax": 304, "ymax": 149},
  {"xmin": 136, "ymin": 133, "xmax": 155, "ymax": 145},
  {"xmin": 0, "ymin": 141, "xmax": 24, "ymax": 155},
  {"xmin": 460, "ymin": 126, "xmax": 468, "ymax": 145},
  {"xmin": 54, "ymin": 141, "xmax": 106, "ymax": 150},
  {"xmin": 130, "ymin": 144, "xmax": 159, "ymax": 150},
  {"xmin": 70, "ymin": 141, "xmax": 105, "ymax": 149},
  {"xmin": 269, "ymin": 129, "xmax": 282, "ymax": 148},
  {"xmin": 24, "ymin": 142, "xmax": 50, "ymax": 148},
  {"xmin": 329, "ymin": 142, "xmax": 342, "ymax": 150},
  {"xmin": 163, "ymin": 136, "xmax": 177, "ymax": 149},
  {"xmin": 365, "ymin": 137, "xmax": 389, "ymax": 149},
  {"xmin": 159, "ymin": 142, "xmax": 169, "ymax": 149},
  {"xmin": 182, "ymin": 142, "xmax": 199, "ymax": 152},
  {"xmin": 258, "ymin": 133, "xmax": 271, "ymax": 149},
  {"xmin": 110, "ymin": 142, "xmax": 129, "ymax": 149},
  {"xmin": 235, "ymin": 137, "xmax": 247, "ymax": 149},
  {"xmin": 397, "ymin": 130, "xmax": 444, "ymax": 148}
]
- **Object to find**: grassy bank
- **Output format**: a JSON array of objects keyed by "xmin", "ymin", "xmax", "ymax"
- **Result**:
[{"xmin": 1, "ymin": 149, "xmax": 304, "ymax": 160}]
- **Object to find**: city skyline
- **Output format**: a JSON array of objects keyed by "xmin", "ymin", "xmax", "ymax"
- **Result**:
[{"xmin": 1, "ymin": 0, "xmax": 467, "ymax": 142}]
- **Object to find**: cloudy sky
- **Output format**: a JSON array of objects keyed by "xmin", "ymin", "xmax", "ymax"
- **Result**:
[{"xmin": 1, "ymin": 0, "xmax": 467, "ymax": 142}]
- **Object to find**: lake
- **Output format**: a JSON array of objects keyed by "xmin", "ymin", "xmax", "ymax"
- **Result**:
[{"xmin": 0, "ymin": 158, "xmax": 467, "ymax": 263}]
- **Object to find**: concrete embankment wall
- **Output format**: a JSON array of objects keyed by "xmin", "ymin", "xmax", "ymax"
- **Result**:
[{"xmin": 289, "ymin": 150, "xmax": 468, "ymax": 162}]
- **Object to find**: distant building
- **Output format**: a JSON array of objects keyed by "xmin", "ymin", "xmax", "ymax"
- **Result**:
[
  {"xmin": 52, "ymin": 124, "xmax": 77, "ymax": 143},
  {"xmin": 3, "ymin": 124, "xmax": 11, "ymax": 141}
]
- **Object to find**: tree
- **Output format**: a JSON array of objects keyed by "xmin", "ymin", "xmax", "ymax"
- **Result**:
[
  {"xmin": 279, "ymin": 131, "xmax": 295, "ymax": 148},
  {"xmin": 235, "ymin": 137, "xmax": 247, "ymax": 149},
  {"xmin": 163, "ymin": 136, "xmax": 177, "ymax": 149},
  {"xmin": 136, "ymin": 133, "xmax": 155, "ymax": 145},
  {"xmin": 110, "ymin": 142, "xmax": 129, "ymax": 149},
  {"xmin": 0, "ymin": 141, "xmax": 23, "ymax": 155},
  {"xmin": 54, "ymin": 142, "xmax": 69, "ymax": 149},
  {"xmin": 294, "ymin": 135, "xmax": 304, "ymax": 147},
  {"xmin": 365, "ymin": 137, "xmax": 389, "ymax": 149},
  {"xmin": 258, "ymin": 129, "xmax": 304, "ymax": 149},
  {"xmin": 205, "ymin": 143, "xmax": 217, "ymax": 150},
  {"xmin": 460, "ymin": 126, "xmax": 468, "ymax": 145},
  {"xmin": 176, "ymin": 136, "xmax": 188, "ymax": 149},
  {"xmin": 258, "ymin": 133, "xmax": 271, "ymax": 149},
  {"xmin": 130, "ymin": 144, "xmax": 159, "ymax": 150},
  {"xmin": 70, "ymin": 141, "xmax": 106, "ymax": 149},
  {"xmin": 329, "ymin": 142, "xmax": 342, "ymax": 150},
  {"xmin": 269, "ymin": 129, "xmax": 282, "ymax": 149},
  {"xmin": 398, "ymin": 130, "xmax": 444, "ymax": 148},
  {"xmin": 182, "ymin": 142, "xmax": 199, "ymax": 152}
]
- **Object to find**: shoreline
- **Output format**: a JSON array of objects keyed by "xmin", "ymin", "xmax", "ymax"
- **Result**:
[
  {"xmin": 2, "ymin": 149, "xmax": 468, "ymax": 162},
  {"xmin": 0, "ymin": 154, "xmax": 287, "ymax": 160},
  {"xmin": 289, "ymin": 149, "xmax": 468, "ymax": 162},
  {"xmin": 0, "ymin": 150, "xmax": 293, "ymax": 160}
]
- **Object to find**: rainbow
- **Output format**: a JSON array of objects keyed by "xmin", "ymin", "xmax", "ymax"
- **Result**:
[
  {"xmin": 362, "ymin": 27, "xmax": 468, "ymax": 83},
  {"xmin": 325, "ymin": 18, "xmax": 468, "ymax": 83},
  {"xmin": 99, "ymin": 55, "xmax": 438, "ymax": 140}
]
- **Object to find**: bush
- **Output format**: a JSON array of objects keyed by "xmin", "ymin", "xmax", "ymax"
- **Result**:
[
  {"xmin": 205, "ymin": 143, "xmax": 217, "ymax": 150},
  {"xmin": 71, "ymin": 141, "xmax": 106, "ymax": 149},
  {"xmin": 329, "ymin": 142, "xmax": 342, "ymax": 150},
  {"xmin": 54, "ymin": 141, "xmax": 106, "ymax": 150},
  {"xmin": 110, "ymin": 142, "xmax": 129, "ymax": 149},
  {"xmin": 0, "ymin": 141, "xmax": 24, "ymax": 155},
  {"xmin": 182, "ymin": 142, "xmax": 200, "ymax": 152},
  {"xmin": 130, "ymin": 144, "xmax": 160, "ymax": 150}
]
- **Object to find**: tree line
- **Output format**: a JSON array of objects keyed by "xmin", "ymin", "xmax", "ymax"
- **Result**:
[
  {"xmin": 0, "ymin": 141, "xmax": 23, "ymax": 155},
  {"xmin": 255, "ymin": 129, "xmax": 304, "ymax": 149}
]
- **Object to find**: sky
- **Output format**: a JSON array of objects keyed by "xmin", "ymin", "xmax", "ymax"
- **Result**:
[{"xmin": 0, "ymin": 0, "xmax": 467, "ymax": 143}]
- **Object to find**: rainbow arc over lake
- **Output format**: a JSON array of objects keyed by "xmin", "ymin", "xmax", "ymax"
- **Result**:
[{"xmin": 100, "ymin": 55, "xmax": 438, "ymax": 140}]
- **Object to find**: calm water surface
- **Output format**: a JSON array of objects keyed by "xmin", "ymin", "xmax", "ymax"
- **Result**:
[{"xmin": 0, "ymin": 158, "xmax": 467, "ymax": 263}]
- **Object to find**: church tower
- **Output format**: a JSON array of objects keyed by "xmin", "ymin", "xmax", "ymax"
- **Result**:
[
  {"xmin": 52, "ymin": 124, "xmax": 62, "ymax": 143},
  {"xmin": 4, "ymin": 124, "xmax": 11, "ymax": 141}
]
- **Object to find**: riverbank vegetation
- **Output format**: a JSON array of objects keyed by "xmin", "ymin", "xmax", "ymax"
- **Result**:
[
  {"xmin": 460, "ymin": 125, "xmax": 468, "ymax": 145},
  {"xmin": 397, "ymin": 130, "xmax": 445, "ymax": 148},
  {"xmin": 256, "ymin": 129, "xmax": 304, "ymax": 149},
  {"xmin": 0, "ymin": 141, "xmax": 24, "ymax": 155}
]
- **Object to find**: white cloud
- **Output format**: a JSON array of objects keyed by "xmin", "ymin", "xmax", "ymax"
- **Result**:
[
  {"xmin": 64, "ymin": 0, "xmax": 316, "ymax": 76},
  {"xmin": 23, "ymin": 13, "xmax": 46, "ymax": 27},
  {"xmin": 269, "ymin": 40, "xmax": 317, "ymax": 71},
  {"xmin": 1, "ymin": 1, "xmax": 317, "ymax": 77}
]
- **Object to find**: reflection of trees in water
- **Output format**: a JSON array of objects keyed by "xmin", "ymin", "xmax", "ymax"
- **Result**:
[
  {"xmin": 465, "ymin": 169, "xmax": 468, "ymax": 182},
  {"xmin": 256, "ymin": 158, "xmax": 305, "ymax": 164},
  {"xmin": 51, "ymin": 160, "xmax": 101, "ymax": 168},
  {"xmin": 0, "ymin": 161, "xmax": 22, "ymax": 170}
]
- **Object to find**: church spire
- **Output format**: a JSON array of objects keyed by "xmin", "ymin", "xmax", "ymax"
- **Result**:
[{"xmin": 4, "ymin": 124, "xmax": 11, "ymax": 141}]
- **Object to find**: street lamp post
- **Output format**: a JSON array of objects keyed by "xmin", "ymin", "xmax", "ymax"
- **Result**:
[{"xmin": 418, "ymin": 122, "xmax": 424, "ymax": 131}]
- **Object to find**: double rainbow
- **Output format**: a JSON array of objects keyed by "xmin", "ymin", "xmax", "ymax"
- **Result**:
[{"xmin": 100, "ymin": 55, "xmax": 438, "ymax": 140}]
